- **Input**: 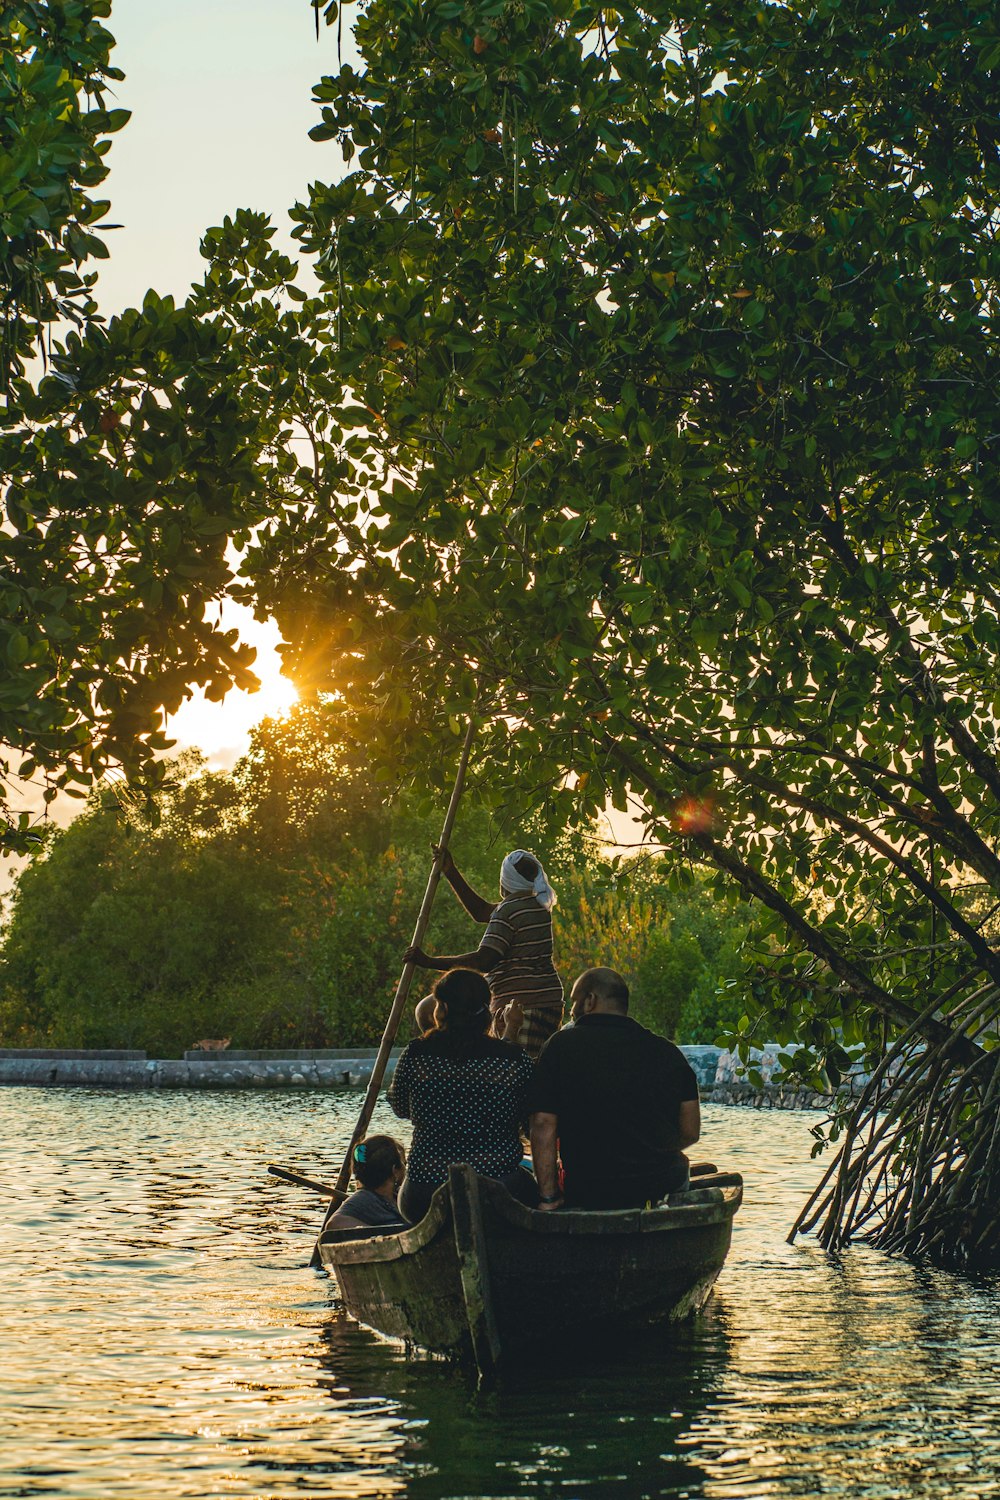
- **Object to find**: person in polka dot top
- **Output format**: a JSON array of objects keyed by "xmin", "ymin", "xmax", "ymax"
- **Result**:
[{"xmin": 388, "ymin": 967, "xmax": 538, "ymax": 1223}]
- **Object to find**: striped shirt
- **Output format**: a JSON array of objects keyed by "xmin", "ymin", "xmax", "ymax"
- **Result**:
[{"xmin": 483, "ymin": 894, "xmax": 564, "ymax": 1010}]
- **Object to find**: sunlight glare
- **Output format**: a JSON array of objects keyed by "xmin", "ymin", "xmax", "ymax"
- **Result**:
[{"xmin": 164, "ymin": 607, "xmax": 298, "ymax": 769}]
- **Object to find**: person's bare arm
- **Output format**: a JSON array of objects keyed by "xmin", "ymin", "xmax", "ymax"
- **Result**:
[
  {"xmin": 434, "ymin": 845, "xmax": 495, "ymax": 924},
  {"xmin": 404, "ymin": 943, "xmax": 503, "ymax": 973},
  {"xmin": 678, "ymin": 1099, "xmax": 701, "ymax": 1149},
  {"xmin": 530, "ymin": 1112, "xmax": 563, "ymax": 1210}
]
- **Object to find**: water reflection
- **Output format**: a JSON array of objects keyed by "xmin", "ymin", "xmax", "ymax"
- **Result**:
[
  {"xmin": 683, "ymin": 1249, "xmax": 1000, "ymax": 1499},
  {"xmin": 313, "ymin": 1310, "xmax": 732, "ymax": 1499},
  {"xmin": 0, "ymin": 1089, "xmax": 997, "ymax": 1499}
]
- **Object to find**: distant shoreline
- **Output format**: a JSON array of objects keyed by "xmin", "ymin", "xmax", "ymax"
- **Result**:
[{"xmin": 0, "ymin": 1045, "xmax": 836, "ymax": 1109}]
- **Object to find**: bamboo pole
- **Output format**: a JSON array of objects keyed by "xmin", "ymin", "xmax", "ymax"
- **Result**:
[{"xmin": 311, "ymin": 717, "xmax": 477, "ymax": 1265}]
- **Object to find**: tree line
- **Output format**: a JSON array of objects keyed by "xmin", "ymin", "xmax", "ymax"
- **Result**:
[{"xmin": 0, "ymin": 706, "xmax": 749, "ymax": 1056}]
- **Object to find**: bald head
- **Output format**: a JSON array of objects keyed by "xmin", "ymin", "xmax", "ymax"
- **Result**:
[
  {"xmin": 570, "ymin": 967, "xmax": 629, "ymax": 1021},
  {"xmin": 414, "ymin": 995, "xmax": 437, "ymax": 1035}
]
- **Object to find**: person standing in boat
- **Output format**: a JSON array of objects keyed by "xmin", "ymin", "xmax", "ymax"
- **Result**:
[
  {"xmin": 388, "ymin": 967, "xmax": 537, "ymax": 1223},
  {"xmin": 528, "ymin": 966, "xmax": 701, "ymax": 1212},
  {"xmin": 404, "ymin": 848, "xmax": 564, "ymax": 1060}
]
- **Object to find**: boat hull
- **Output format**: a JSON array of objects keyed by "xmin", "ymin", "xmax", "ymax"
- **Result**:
[{"xmin": 319, "ymin": 1166, "xmax": 742, "ymax": 1373}]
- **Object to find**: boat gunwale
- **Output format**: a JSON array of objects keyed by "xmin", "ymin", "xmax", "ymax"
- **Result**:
[
  {"xmin": 478, "ymin": 1174, "xmax": 743, "ymax": 1237},
  {"xmin": 317, "ymin": 1180, "xmax": 451, "ymax": 1263},
  {"xmin": 318, "ymin": 1173, "xmax": 743, "ymax": 1268}
]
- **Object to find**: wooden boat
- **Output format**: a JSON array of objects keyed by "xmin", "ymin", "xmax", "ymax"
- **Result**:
[{"xmin": 317, "ymin": 1162, "xmax": 743, "ymax": 1380}]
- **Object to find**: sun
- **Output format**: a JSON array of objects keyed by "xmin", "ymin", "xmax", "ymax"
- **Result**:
[{"xmin": 164, "ymin": 607, "xmax": 299, "ymax": 769}]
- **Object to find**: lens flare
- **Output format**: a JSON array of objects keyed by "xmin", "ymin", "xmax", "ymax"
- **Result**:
[{"xmin": 669, "ymin": 795, "xmax": 718, "ymax": 836}]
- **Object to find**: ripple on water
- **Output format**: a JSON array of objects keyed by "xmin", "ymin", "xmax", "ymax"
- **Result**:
[{"xmin": 1, "ymin": 1089, "xmax": 998, "ymax": 1499}]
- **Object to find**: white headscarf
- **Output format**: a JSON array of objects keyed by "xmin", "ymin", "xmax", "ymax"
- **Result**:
[{"xmin": 500, "ymin": 850, "xmax": 556, "ymax": 911}]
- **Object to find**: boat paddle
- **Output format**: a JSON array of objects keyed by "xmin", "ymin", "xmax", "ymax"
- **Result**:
[
  {"xmin": 309, "ymin": 716, "xmax": 477, "ymax": 1267},
  {"xmin": 268, "ymin": 1163, "xmax": 342, "ymax": 1197}
]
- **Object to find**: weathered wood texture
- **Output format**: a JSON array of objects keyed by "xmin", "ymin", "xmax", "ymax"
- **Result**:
[
  {"xmin": 319, "ymin": 1169, "xmax": 743, "ymax": 1373},
  {"xmin": 449, "ymin": 1164, "xmax": 502, "ymax": 1378}
]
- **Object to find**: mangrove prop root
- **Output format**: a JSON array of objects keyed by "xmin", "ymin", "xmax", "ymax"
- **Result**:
[{"xmin": 788, "ymin": 984, "xmax": 1000, "ymax": 1272}]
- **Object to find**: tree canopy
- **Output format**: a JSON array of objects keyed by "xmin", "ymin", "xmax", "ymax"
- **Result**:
[
  {"xmin": 220, "ymin": 0, "xmax": 1000, "ymax": 1263},
  {"xmin": 235, "ymin": 0, "xmax": 1000, "ymax": 1032}
]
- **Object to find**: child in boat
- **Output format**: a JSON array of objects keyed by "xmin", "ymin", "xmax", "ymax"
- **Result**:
[
  {"xmin": 324, "ymin": 1135, "xmax": 408, "ymax": 1233},
  {"xmin": 404, "ymin": 848, "xmax": 564, "ymax": 1060}
]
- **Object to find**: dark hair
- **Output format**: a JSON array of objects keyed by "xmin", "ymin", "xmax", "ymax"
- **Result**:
[
  {"xmin": 513, "ymin": 853, "xmax": 539, "ymax": 881},
  {"xmin": 352, "ymin": 1134, "xmax": 405, "ymax": 1189},
  {"xmin": 429, "ymin": 968, "xmax": 492, "ymax": 1057}
]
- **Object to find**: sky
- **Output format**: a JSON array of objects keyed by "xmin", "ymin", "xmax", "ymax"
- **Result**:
[
  {"xmin": 98, "ymin": 0, "xmax": 351, "ymax": 768},
  {"xmin": 100, "ymin": 0, "xmax": 342, "ymax": 316}
]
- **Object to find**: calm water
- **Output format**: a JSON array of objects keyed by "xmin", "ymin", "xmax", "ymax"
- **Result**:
[{"xmin": 2, "ymin": 1088, "xmax": 998, "ymax": 1500}]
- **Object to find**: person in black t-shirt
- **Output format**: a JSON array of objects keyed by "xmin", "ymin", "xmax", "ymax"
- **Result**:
[{"xmin": 528, "ymin": 966, "xmax": 700, "ymax": 1212}]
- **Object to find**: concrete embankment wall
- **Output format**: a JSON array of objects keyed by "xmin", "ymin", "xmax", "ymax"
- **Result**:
[
  {"xmin": 704, "ymin": 1082, "xmax": 835, "ymax": 1110},
  {"xmin": 0, "ymin": 1047, "xmax": 402, "ymax": 1090},
  {"xmin": 0, "ymin": 1044, "xmax": 838, "ymax": 1108}
]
